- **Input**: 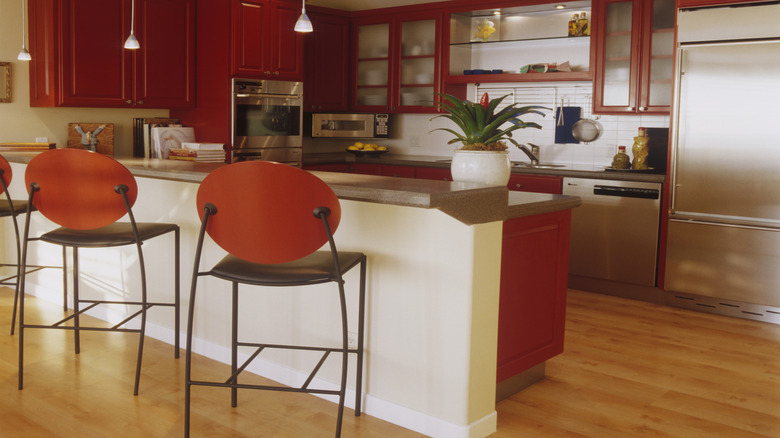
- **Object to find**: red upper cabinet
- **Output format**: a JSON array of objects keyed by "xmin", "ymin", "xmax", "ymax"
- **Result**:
[
  {"xmin": 304, "ymin": 10, "xmax": 350, "ymax": 112},
  {"xmin": 28, "ymin": 0, "xmax": 195, "ymax": 108},
  {"xmin": 592, "ymin": 0, "xmax": 675, "ymax": 114},
  {"xmin": 231, "ymin": 0, "xmax": 304, "ymax": 81},
  {"xmin": 351, "ymin": 11, "xmax": 442, "ymax": 113}
]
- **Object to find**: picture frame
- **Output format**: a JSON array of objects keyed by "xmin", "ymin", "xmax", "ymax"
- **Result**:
[{"xmin": 0, "ymin": 62, "xmax": 11, "ymax": 103}]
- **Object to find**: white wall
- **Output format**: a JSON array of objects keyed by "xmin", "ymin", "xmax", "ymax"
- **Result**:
[{"xmin": 0, "ymin": 0, "xmax": 168, "ymax": 156}]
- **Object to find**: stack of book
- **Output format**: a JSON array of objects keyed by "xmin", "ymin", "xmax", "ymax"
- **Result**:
[{"xmin": 168, "ymin": 143, "xmax": 225, "ymax": 162}]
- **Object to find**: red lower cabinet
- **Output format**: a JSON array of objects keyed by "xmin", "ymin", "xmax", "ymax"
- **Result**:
[
  {"xmin": 415, "ymin": 166, "xmax": 452, "ymax": 181},
  {"xmin": 497, "ymin": 210, "xmax": 571, "ymax": 382},
  {"xmin": 507, "ymin": 174, "xmax": 563, "ymax": 194}
]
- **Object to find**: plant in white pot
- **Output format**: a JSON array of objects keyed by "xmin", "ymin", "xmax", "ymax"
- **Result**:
[{"xmin": 431, "ymin": 93, "xmax": 548, "ymax": 186}]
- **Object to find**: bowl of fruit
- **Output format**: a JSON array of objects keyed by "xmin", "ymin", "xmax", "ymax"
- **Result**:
[{"xmin": 346, "ymin": 142, "xmax": 389, "ymax": 157}]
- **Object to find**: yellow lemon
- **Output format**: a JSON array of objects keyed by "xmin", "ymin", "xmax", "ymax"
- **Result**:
[
  {"xmin": 377, "ymin": 146, "xmax": 388, "ymax": 151},
  {"xmin": 354, "ymin": 142, "xmax": 364, "ymax": 149},
  {"xmin": 347, "ymin": 145, "xmax": 359, "ymax": 150}
]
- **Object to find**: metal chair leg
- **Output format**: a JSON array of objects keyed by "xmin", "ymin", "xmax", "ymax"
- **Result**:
[
  {"xmin": 355, "ymin": 257, "xmax": 367, "ymax": 416},
  {"xmin": 73, "ymin": 247, "xmax": 80, "ymax": 355},
  {"xmin": 231, "ymin": 281, "xmax": 239, "ymax": 408}
]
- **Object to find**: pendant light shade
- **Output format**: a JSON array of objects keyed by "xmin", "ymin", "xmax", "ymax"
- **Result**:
[
  {"xmin": 18, "ymin": 0, "xmax": 31, "ymax": 61},
  {"xmin": 124, "ymin": 0, "xmax": 140, "ymax": 49},
  {"xmin": 294, "ymin": 0, "xmax": 313, "ymax": 33}
]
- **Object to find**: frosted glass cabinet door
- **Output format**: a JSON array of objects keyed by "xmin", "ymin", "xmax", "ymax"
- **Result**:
[
  {"xmin": 356, "ymin": 23, "xmax": 390, "ymax": 108},
  {"xmin": 643, "ymin": 0, "xmax": 675, "ymax": 108},
  {"xmin": 399, "ymin": 19, "xmax": 436, "ymax": 109},
  {"xmin": 602, "ymin": 1, "xmax": 636, "ymax": 108}
]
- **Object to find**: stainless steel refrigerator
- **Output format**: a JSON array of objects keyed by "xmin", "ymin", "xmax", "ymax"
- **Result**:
[{"xmin": 666, "ymin": 3, "xmax": 780, "ymax": 321}]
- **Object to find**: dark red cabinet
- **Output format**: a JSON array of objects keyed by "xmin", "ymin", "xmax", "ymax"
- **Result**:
[
  {"xmin": 507, "ymin": 174, "xmax": 563, "ymax": 194},
  {"xmin": 351, "ymin": 11, "xmax": 443, "ymax": 113},
  {"xmin": 231, "ymin": 0, "xmax": 304, "ymax": 81},
  {"xmin": 592, "ymin": 0, "xmax": 675, "ymax": 115},
  {"xmin": 415, "ymin": 167, "xmax": 452, "ymax": 181},
  {"xmin": 28, "ymin": 0, "xmax": 195, "ymax": 108},
  {"xmin": 304, "ymin": 10, "xmax": 350, "ymax": 111},
  {"xmin": 498, "ymin": 210, "xmax": 571, "ymax": 382}
]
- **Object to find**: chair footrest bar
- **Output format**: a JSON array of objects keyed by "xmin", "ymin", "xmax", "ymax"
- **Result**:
[
  {"xmin": 189, "ymin": 379, "xmax": 342, "ymax": 396},
  {"xmin": 21, "ymin": 324, "xmax": 142, "ymax": 333}
]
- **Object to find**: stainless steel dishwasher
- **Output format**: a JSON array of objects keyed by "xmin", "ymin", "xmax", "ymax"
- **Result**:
[{"xmin": 563, "ymin": 177, "xmax": 662, "ymax": 287}]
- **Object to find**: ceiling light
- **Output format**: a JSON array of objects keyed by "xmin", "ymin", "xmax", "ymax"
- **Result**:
[
  {"xmin": 294, "ymin": 0, "xmax": 313, "ymax": 33},
  {"xmin": 124, "ymin": 0, "xmax": 140, "ymax": 49},
  {"xmin": 555, "ymin": 4, "xmax": 566, "ymax": 9},
  {"xmin": 18, "ymin": 0, "xmax": 31, "ymax": 61},
  {"xmin": 493, "ymin": 10, "xmax": 502, "ymax": 16}
]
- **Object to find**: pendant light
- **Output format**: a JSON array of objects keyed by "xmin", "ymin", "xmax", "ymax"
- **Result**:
[
  {"xmin": 124, "ymin": 0, "xmax": 140, "ymax": 49},
  {"xmin": 294, "ymin": 0, "xmax": 313, "ymax": 33},
  {"xmin": 18, "ymin": 0, "xmax": 31, "ymax": 61}
]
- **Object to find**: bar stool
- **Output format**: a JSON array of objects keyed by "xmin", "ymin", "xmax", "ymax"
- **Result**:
[
  {"xmin": 185, "ymin": 161, "xmax": 366, "ymax": 438},
  {"xmin": 17, "ymin": 149, "xmax": 180, "ymax": 395},
  {"xmin": 0, "ymin": 154, "xmax": 55, "ymax": 335}
]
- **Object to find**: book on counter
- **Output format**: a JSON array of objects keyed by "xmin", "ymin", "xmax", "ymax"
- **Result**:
[
  {"xmin": 181, "ymin": 142, "xmax": 224, "ymax": 151},
  {"xmin": 132, "ymin": 117, "xmax": 181, "ymax": 158},
  {"xmin": 168, "ymin": 148, "xmax": 225, "ymax": 162}
]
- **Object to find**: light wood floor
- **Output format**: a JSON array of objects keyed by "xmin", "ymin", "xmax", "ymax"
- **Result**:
[{"xmin": 1, "ymin": 287, "xmax": 779, "ymax": 437}]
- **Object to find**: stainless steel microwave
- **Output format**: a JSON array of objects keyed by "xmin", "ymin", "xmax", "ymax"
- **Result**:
[{"xmin": 311, "ymin": 113, "xmax": 390, "ymax": 139}]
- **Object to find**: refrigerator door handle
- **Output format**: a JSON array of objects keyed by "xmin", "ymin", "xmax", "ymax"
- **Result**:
[{"xmin": 670, "ymin": 215, "xmax": 780, "ymax": 233}]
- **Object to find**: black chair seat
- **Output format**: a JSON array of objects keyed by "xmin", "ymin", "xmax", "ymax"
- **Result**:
[
  {"xmin": 40, "ymin": 222, "xmax": 179, "ymax": 247},
  {"xmin": 0, "ymin": 200, "xmax": 31, "ymax": 218},
  {"xmin": 209, "ymin": 251, "xmax": 365, "ymax": 286}
]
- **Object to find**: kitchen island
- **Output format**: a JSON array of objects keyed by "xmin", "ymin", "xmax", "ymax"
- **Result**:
[{"xmin": 2, "ymin": 153, "xmax": 579, "ymax": 438}]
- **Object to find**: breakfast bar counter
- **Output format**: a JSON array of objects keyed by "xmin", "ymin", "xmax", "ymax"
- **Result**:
[{"xmin": 2, "ymin": 153, "xmax": 578, "ymax": 438}]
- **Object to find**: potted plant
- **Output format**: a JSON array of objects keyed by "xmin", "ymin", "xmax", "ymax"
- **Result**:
[{"xmin": 431, "ymin": 93, "xmax": 548, "ymax": 186}]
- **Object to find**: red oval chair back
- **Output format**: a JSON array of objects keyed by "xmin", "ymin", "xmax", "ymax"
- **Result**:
[
  {"xmin": 0, "ymin": 154, "xmax": 12, "ymax": 195},
  {"xmin": 196, "ymin": 161, "xmax": 341, "ymax": 264},
  {"xmin": 24, "ymin": 149, "xmax": 138, "ymax": 230}
]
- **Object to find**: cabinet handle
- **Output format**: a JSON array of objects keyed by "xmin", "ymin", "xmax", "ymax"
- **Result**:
[
  {"xmin": 125, "ymin": 99, "xmax": 133, "ymax": 105},
  {"xmin": 628, "ymin": 106, "xmax": 634, "ymax": 111},
  {"xmin": 639, "ymin": 106, "xmax": 646, "ymax": 111}
]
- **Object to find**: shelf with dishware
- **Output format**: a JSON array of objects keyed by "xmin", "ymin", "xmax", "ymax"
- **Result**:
[{"xmin": 443, "ymin": 2, "xmax": 593, "ymax": 84}]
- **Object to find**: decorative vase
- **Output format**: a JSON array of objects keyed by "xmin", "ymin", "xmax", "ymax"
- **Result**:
[{"xmin": 450, "ymin": 150, "xmax": 511, "ymax": 186}]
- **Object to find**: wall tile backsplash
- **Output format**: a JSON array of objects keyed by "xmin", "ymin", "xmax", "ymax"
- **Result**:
[{"xmin": 303, "ymin": 82, "xmax": 670, "ymax": 169}]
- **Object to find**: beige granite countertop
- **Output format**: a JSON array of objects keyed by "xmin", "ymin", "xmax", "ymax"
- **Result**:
[
  {"xmin": 3, "ymin": 152, "xmax": 580, "ymax": 225},
  {"xmin": 306, "ymin": 152, "xmax": 667, "ymax": 184}
]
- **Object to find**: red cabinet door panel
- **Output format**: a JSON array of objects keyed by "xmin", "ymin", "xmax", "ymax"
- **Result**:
[
  {"xmin": 60, "ymin": 0, "xmax": 130, "ymax": 106},
  {"xmin": 136, "ymin": 0, "xmax": 196, "ymax": 108},
  {"xmin": 232, "ymin": 0, "xmax": 267, "ymax": 75}
]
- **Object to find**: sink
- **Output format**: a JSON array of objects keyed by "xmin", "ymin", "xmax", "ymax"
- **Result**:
[{"xmin": 512, "ymin": 162, "xmax": 567, "ymax": 169}]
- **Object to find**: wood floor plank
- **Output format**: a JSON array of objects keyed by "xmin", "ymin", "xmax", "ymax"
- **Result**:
[{"xmin": 3, "ymin": 286, "xmax": 780, "ymax": 437}]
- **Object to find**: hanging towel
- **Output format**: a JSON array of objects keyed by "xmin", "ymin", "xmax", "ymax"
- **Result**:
[{"xmin": 555, "ymin": 107, "xmax": 581, "ymax": 144}]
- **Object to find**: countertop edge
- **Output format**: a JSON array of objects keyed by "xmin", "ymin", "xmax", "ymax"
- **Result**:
[{"xmin": 4, "ymin": 152, "xmax": 579, "ymax": 226}]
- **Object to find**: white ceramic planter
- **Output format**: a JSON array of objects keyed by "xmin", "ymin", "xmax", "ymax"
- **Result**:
[{"xmin": 450, "ymin": 150, "xmax": 511, "ymax": 186}]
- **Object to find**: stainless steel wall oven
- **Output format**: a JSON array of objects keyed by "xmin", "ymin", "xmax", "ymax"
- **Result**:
[{"xmin": 231, "ymin": 78, "xmax": 303, "ymax": 165}]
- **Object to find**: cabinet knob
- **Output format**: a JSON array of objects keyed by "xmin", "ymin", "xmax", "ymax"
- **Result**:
[
  {"xmin": 628, "ymin": 106, "xmax": 634, "ymax": 111},
  {"xmin": 515, "ymin": 184, "xmax": 523, "ymax": 189},
  {"xmin": 126, "ymin": 100, "xmax": 133, "ymax": 105},
  {"xmin": 137, "ymin": 100, "xmax": 144, "ymax": 105},
  {"xmin": 273, "ymin": 71, "xmax": 280, "ymax": 76},
  {"xmin": 264, "ymin": 71, "xmax": 271, "ymax": 75},
  {"xmin": 639, "ymin": 106, "xmax": 646, "ymax": 111}
]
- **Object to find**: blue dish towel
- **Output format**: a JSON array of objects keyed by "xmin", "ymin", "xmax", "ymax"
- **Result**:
[{"xmin": 555, "ymin": 107, "xmax": 581, "ymax": 144}]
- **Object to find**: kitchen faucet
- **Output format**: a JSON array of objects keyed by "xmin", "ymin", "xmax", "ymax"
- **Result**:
[{"xmin": 519, "ymin": 143, "xmax": 540, "ymax": 165}]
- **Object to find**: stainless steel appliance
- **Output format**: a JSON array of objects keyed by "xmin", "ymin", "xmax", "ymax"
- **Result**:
[
  {"xmin": 311, "ymin": 113, "xmax": 391, "ymax": 138},
  {"xmin": 232, "ymin": 78, "xmax": 303, "ymax": 165},
  {"xmin": 564, "ymin": 178, "xmax": 662, "ymax": 288},
  {"xmin": 666, "ymin": 3, "xmax": 780, "ymax": 322}
]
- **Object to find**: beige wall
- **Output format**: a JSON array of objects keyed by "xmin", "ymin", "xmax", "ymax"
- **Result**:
[{"xmin": 0, "ymin": 0, "xmax": 168, "ymax": 157}]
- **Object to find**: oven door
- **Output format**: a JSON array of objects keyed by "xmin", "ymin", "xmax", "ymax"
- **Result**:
[{"xmin": 233, "ymin": 93, "xmax": 303, "ymax": 150}]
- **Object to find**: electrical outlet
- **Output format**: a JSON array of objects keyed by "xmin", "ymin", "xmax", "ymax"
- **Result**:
[
  {"xmin": 35, "ymin": 137, "xmax": 48, "ymax": 143},
  {"xmin": 347, "ymin": 331, "xmax": 359, "ymax": 349}
]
